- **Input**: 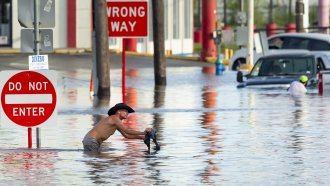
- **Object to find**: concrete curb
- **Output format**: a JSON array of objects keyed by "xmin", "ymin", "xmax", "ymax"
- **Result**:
[
  {"xmin": 125, "ymin": 51, "xmax": 202, "ymax": 62},
  {"xmin": 0, "ymin": 48, "xmax": 88, "ymax": 54},
  {"xmin": 0, "ymin": 48, "xmax": 218, "ymax": 64},
  {"xmin": 54, "ymin": 48, "xmax": 87, "ymax": 54}
]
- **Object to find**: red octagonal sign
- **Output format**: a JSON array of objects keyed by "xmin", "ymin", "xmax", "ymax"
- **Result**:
[{"xmin": 1, "ymin": 71, "xmax": 56, "ymax": 127}]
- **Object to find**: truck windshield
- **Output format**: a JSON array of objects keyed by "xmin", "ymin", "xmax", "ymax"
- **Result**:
[{"xmin": 250, "ymin": 57, "xmax": 314, "ymax": 77}]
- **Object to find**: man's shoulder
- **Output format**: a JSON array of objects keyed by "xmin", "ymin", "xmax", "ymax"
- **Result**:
[
  {"xmin": 105, "ymin": 115, "xmax": 121, "ymax": 125},
  {"xmin": 290, "ymin": 81, "xmax": 305, "ymax": 88},
  {"xmin": 289, "ymin": 81, "xmax": 307, "ymax": 95},
  {"xmin": 290, "ymin": 81, "xmax": 300, "ymax": 85}
]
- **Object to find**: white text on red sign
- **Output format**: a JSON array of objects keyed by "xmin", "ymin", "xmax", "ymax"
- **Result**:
[
  {"xmin": 7, "ymin": 82, "xmax": 51, "ymax": 117},
  {"xmin": 107, "ymin": 6, "xmax": 145, "ymax": 32},
  {"xmin": 107, "ymin": 1, "xmax": 148, "ymax": 37}
]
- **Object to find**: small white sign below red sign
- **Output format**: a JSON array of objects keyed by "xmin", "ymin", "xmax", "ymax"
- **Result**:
[
  {"xmin": 107, "ymin": 0, "xmax": 148, "ymax": 37},
  {"xmin": 0, "ymin": 70, "xmax": 57, "ymax": 127}
]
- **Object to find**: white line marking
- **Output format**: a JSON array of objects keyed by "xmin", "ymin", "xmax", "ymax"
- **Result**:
[{"xmin": 5, "ymin": 94, "xmax": 53, "ymax": 104}]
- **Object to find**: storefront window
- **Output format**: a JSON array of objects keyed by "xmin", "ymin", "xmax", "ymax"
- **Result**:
[
  {"xmin": 184, "ymin": 0, "xmax": 191, "ymax": 39},
  {"xmin": 0, "ymin": 0, "xmax": 11, "ymax": 47},
  {"xmin": 109, "ymin": 38, "xmax": 117, "ymax": 46},
  {"xmin": 173, "ymin": 0, "xmax": 180, "ymax": 39},
  {"xmin": 164, "ymin": 0, "xmax": 168, "ymax": 40}
]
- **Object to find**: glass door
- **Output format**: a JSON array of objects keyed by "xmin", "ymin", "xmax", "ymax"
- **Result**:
[{"xmin": 0, "ymin": 0, "xmax": 12, "ymax": 47}]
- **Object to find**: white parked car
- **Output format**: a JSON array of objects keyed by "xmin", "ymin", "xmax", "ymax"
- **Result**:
[{"xmin": 229, "ymin": 33, "xmax": 330, "ymax": 71}]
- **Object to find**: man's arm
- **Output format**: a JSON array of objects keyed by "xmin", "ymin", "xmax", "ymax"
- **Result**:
[
  {"xmin": 115, "ymin": 122, "xmax": 145, "ymax": 135},
  {"xmin": 118, "ymin": 129, "xmax": 144, "ymax": 139}
]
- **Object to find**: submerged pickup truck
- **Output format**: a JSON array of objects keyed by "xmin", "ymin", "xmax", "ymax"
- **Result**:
[{"xmin": 236, "ymin": 51, "xmax": 330, "ymax": 89}]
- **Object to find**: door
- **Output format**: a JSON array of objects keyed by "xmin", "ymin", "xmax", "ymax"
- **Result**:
[{"xmin": 0, "ymin": 0, "xmax": 12, "ymax": 47}]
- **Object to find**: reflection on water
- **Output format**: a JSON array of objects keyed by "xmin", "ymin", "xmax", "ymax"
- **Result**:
[
  {"xmin": 0, "ymin": 150, "xmax": 58, "ymax": 185},
  {"xmin": 200, "ymin": 86, "xmax": 221, "ymax": 184},
  {"xmin": 152, "ymin": 85, "xmax": 166, "ymax": 145},
  {"xmin": 1, "ymin": 66, "xmax": 330, "ymax": 185}
]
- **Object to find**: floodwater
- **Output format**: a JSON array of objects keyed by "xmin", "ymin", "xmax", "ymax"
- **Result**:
[{"xmin": 0, "ymin": 55, "xmax": 330, "ymax": 185}]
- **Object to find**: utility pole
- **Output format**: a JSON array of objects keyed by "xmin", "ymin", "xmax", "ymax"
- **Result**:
[
  {"xmin": 289, "ymin": 0, "xmax": 293, "ymax": 22},
  {"xmin": 152, "ymin": 0, "xmax": 166, "ymax": 86},
  {"xmin": 223, "ymin": 0, "xmax": 227, "ymax": 26},
  {"xmin": 295, "ymin": 0, "xmax": 304, "ymax": 32},
  {"xmin": 93, "ymin": 0, "xmax": 110, "ymax": 98},
  {"xmin": 268, "ymin": 0, "xmax": 273, "ymax": 23}
]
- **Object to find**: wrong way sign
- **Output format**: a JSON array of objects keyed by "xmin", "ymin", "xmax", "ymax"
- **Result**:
[
  {"xmin": 0, "ymin": 70, "xmax": 57, "ymax": 127},
  {"xmin": 107, "ymin": 0, "xmax": 148, "ymax": 37}
]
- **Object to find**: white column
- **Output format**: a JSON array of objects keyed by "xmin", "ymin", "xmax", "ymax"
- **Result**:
[
  {"xmin": 303, "ymin": 0, "xmax": 309, "ymax": 30},
  {"xmin": 76, "ymin": 0, "xmax": 92, "ymax": 48},
  {"xmin": 246, "ymin": 0, "xmax": 254, "ymax": 70}
]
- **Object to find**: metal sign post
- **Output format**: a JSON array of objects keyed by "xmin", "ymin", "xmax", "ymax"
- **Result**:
[
  {"xmin": 122, "ymin": 39, "xmax": 126, "ymax": 103},
  {"xmin": 34, "ymin": 0, "xmax": 40, "ymax": 55},
  {"xmin": 18, "ymin": 0, "xmax": 55, "ymax": 148},
  {"xmin": 34, "ymin": 0, "xmax": 41, "ymax": 148}
]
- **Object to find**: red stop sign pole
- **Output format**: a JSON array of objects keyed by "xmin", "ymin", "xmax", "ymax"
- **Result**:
[{"xmin": 1, "ymin": 71, "xmax": 57, "ymax": 148}]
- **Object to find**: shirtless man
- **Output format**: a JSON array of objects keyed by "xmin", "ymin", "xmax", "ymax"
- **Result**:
[{"xmin": 82, "ymin": 103, "xmax": 151, "ymax": 153}]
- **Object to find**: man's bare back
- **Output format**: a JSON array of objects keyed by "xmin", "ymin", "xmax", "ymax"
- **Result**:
[{"xmin": 88, "ymin": 116, "xmax": 119, "ymax": 143}]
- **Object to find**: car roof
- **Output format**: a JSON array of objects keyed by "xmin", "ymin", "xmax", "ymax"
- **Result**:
[
  {"xmin": 268, "ymin": 32, "xmax": 330, "ymax": 41},
  {"xmin": 259, "ymin": 50, "xmax": 325, "ymax": 59}
]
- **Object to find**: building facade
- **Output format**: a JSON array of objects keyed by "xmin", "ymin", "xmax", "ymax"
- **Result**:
[{"xmin": 0, "ymin": 0, "xmax": 193, "ymax": 55}]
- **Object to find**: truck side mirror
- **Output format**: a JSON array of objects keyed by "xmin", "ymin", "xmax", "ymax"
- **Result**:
[{"xmin": 237, "ymin": 71, "xmax": 243, "ymax": 82}]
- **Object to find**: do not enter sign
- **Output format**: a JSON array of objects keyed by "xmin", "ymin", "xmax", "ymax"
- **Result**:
[{"xmin": 0, "ymin": 71, "xmax": 57, "ymax": 127}]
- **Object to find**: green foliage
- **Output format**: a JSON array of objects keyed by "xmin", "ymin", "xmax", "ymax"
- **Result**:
[
  {"xmin": 226, "ymin": 0, "xmax": 266, "ymax": 28},
  {"xmin": 253, "ymin": 0, "xmax": 266, "ymax": 28},
  {"xmin": 193, "ymin": 43, "xmax": 239, "ymax": 55},
  {"xmin": 193, "ymin": 43, "xmax": 201, "ymax": 54},
  {"xmin": 273, "ymin": 8, "xmax": 289, "ymax": 27},
  {"xmin": 309, "ymin": 5, "xmax": 318, "ymax": 26},
  {"xmin": 194, "ymin": 0, "xmax": 202, "ymax": 28}
]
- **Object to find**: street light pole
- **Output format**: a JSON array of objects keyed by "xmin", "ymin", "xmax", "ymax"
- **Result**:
[{"xmin": 246, "ymin": 0, "xmax": 254, "ymax": 70}]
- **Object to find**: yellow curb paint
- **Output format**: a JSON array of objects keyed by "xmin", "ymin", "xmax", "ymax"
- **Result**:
[{"xmin": 0, "ymin": 49, "xmax": 20, "ymax": 54}]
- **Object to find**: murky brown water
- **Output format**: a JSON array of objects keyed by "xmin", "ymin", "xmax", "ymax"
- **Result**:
[{"xmin": 0, "ymin": 56, "xmax": 330, "ymax": 185}]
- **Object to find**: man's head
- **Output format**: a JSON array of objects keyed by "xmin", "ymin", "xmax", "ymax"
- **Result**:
[
  {"xmin": 299, "ymin": 75, "xmax": 308, "ymax": 86},
  {"xmin": 107, "ymin": 103, "xmax": 135, "ymax": 119}
]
